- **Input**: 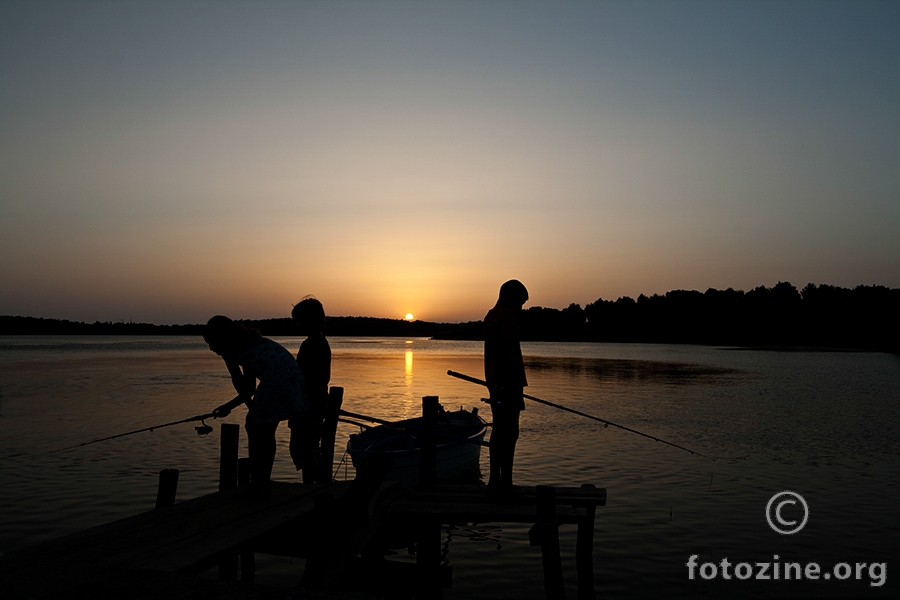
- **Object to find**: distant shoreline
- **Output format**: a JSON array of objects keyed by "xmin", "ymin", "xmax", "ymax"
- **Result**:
[
  {"xmin": 2, "ymin": 319, "xmax": 896, "ymax": 355},
  {"xmin": 3, "ymin": 281, "xmax": 898, "ymax": 353}
]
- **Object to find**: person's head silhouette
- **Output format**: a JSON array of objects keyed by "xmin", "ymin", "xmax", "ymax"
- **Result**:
[
  {"xmin": 292, "ymin": 296, "xmax": 326, "ymax": 335},
  {"xmin": 497, "ymin": 279, "xmax": 529, "ymax": 309},
  {"xmin": 202, "ymin": 315, "xmax": 261, "ymax": 356}
]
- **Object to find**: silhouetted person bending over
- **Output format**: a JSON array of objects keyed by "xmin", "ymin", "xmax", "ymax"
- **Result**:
[
  {"xmin": 289, "ymin": 296, "xmax": 331, "ymax": 483},
  {"xmin": 205, "ymin": 316, "xmax": 308, "ymax": 498},
  {"xmin": 484, "ymin": 279, "xmax": 529, "ymax": 491}
]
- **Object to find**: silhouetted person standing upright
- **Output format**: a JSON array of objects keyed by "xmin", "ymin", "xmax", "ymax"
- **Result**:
[
  {"xmin": 484, "ymin": 279, "xmax": 528, "ymax": 491},
  {"xmin": 289, "ymin": 296, "xmax": 331, "ymax": 483}
]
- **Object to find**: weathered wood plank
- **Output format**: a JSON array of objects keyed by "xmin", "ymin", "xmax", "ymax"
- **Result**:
[
  {"xmin": 5, "ymin": 481, "xmax": 344, "ymax": 570},
  {"xmin": 391, "ymin": 501, "xmax": 588, "ymax": 524},
  {"xmin": 409, "ymin": 484, "xmax": 607, "ymax": 506},
  {"xmin": 102, "ymin": 482, "xmax": 342, "ymax": 572}
]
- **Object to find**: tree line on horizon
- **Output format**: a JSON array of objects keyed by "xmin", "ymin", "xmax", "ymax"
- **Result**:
[{"xmin": 1, "ymin": 282, "xmax": 897, "ymax": 352}]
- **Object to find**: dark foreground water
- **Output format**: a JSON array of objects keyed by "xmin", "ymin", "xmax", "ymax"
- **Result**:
[{"xmin": 0, "ymin": 336, "xmax": 897, "ymax": 598}]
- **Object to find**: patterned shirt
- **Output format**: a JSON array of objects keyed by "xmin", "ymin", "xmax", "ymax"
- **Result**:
[{"xmin": 238, "ymin": 340, "xmax": 308, "ymax": 425}]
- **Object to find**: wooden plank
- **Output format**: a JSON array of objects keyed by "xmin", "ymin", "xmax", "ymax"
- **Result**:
[
  {"xmin": 5, "ymin": 488, "xmax": 246, "ymax": 564},
  {"xmin": 408, "ymin": 485, "xmax": 607, "ymax": 506},
  {"xmin": 409, "ymin": 483, "xmax": 606, "ymax": 498},
  {"xmin": 162, "ymin": 476, "xmax": 393, "ymax": 571},
  {"xmin": 391, "ymin": 501, "xmax": 588, "ymax": 524},
  {"xmin": 102, "ymin": 482, "xmax": 340, "ymax": 572},
  {"xmin": 5, "ymin": 481, "xmax": 344, "ymax": 570}
]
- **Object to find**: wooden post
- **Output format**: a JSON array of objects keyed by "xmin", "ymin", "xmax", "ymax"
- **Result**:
[
  {"xmin": 240, "ymin": 550, "xmax": 256, "ymax": 583},
  {"xmin": 416, "ymin": 518, "xmax": 443, "ymax": 599},
  {"xmin": 154, "ymin": 468, "xmax": 179, "ymax": 509},
  {"xmin": 218, "ymin": 553, "xmax": 239, "ymax": 581},
  {"xmin": 417, "ymin": 398, "xmax": 441, "ymax": 599},
  {"xmin": 576, "ymin": 483, "xmax": 597, "ymax": 600},
  {"xmin": 419, "ymin": 396, "xmax": 439, "ymax": 488},
  {"xmin": 238, "ymin": 457, "xmax": 252, "ymax": 487},
  {"xmin": 320, "ymin": 386, "xmax": 344, "ymax": 482},
  {"xmin": 219, "ymin": 423, "xmax": 240, "ymax": 492},
  {"xmin": 529, "ymin": 485, "xmax": 566, "ymax": 600},
  {"xmin": 216, "ymin": 423, "xmax": 240, "ymax": 580},
  {"xmin": 237, "ymin": 456, "xmax": 255, "ymax": 582}
]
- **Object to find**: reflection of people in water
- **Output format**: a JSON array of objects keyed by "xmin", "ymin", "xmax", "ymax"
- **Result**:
[
  {"xmin": 289, "ymin": 296, "xmax": 332, "ymax": 483},
  {"xmin": 205, "ymin": 316, "xmax": 308, "ymax": 497},
  {"xmin": 484, "ymin": 279, "xmax": 529, "ymax": 490}
]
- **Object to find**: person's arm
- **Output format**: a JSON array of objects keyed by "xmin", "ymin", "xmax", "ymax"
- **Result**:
[
  {"xmin": 225, "ymin": 356, "xmax": 256, "ymax": 398},
  {"xmin": 212, "ymin": 356, "xmax": 255, "ymax": 418},
  {"xmin": 213, "ymin": 394, "xmax": 246, "ymax": 418}
]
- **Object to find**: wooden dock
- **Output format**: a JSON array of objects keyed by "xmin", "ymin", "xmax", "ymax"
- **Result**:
[{"xmin": 0, "ymin": 390, "xmax": 606, "ymax": 600}]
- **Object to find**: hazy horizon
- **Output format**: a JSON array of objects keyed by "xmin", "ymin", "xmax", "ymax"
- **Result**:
[{"xmin": 2, "ymin": 1, "xmax": 898, "ymax": 324}]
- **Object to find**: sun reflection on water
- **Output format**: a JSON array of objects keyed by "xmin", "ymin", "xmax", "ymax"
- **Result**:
[{"xmin": 405, "ymin": 348, "xmax": 413, "ymax": 382}]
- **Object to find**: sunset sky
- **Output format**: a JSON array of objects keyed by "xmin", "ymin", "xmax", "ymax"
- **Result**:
[{"xmin": 2, "ymin": 1, "xmax": 898, "ymax": 324}]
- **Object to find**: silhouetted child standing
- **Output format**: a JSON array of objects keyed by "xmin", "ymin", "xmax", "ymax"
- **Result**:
[
  {"xmin": 289, "ymin": 296, "xmax": 332, "ymax": 483},
  {"xmin": 484, "ymin": 279, "xmax": 529, "ymax": 491},
  {"xmin": 205, "ymin": 315, "xmax": 307, "ymax": 498}
]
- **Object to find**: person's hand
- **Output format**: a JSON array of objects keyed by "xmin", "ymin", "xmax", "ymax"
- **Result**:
[{"xmin": 213, "ymin": 404, "xmax": 232, "ymax": 419}]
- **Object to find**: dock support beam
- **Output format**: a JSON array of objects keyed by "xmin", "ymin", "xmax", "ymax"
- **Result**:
[
  {"xmin": 576, "ymin": 483, "xmax": 597, "ymax": 600},
  {"xmin": 237, "ymin": 456, "xmax": 256, "ymax": 582},
  {"xmin": 416, "ymin": 518, "xmax": 443, "ymax": 599},
  {"xmin": 416, "ymin": 396, "xmax": 442, "ymax": 598},
  {"xmin": 530, "ymin": 485, "xmax": 566, "ymax": 600},
  {"xmin": 154, "ymin": 468, "xmax": 179, "ymax": 509},
  {"xmin": 219, "ymin": 423, "xmax": 240, "ymax": 492},
  {"xmin": 238, "ymin": 457, "xmax": 252, "ymax": 487},
  {"xmin": 218, "ymin": 423, "xmax": 241, "ymax": 581},
  {"xmin": 419, "ymin": 396, "xmax": 439, "ymax": 489},
  {"xmin": 240, "ymin": 550, "xmax": 256, "ymax": 583}
]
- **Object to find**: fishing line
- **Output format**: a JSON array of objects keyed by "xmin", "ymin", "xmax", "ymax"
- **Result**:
[
  {"xmin": 332, "ymin": 446, "xmax": 350, "ymax": 481},
  {"xmin": 47, "ymin": 412, "xmax": 217, "ymax": 454},
  {"xmin": 448, "ymin": 370, "xmax": 716, "ymax": 461}
]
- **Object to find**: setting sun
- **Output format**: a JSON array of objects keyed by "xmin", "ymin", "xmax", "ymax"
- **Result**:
[{"xmin": 404, "ymin": 313, "xmax": 414, "ymax": 321}]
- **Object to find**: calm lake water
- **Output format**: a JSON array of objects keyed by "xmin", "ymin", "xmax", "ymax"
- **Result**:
[{"xmin": 1, "ymin": 336, "xmax": 897, "ymax": 598}]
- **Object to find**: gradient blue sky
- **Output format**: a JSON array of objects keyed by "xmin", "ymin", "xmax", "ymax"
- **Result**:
[{"xmin": 2, "ymin": 1, "xmax": 898, "ymax": 323}]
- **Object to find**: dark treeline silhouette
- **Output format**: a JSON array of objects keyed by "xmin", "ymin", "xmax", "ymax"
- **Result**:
[
  {"xmin": 457, "ymin": 281, "xmax": 898, "ymax": 351},
  {"xmin": 0, "ymin": 315, "xmax": 458, "ymax": 338},
  {"xmin": 2, "ymin": 282, "xmax": 898, "ymax": 351},
  {"xmin": 0, "ymin": 316, "xmax": 205, "ymax": 336},
  {"xmin": 579, "ymin": 282, "xmax": 899, "ymax": 351}
]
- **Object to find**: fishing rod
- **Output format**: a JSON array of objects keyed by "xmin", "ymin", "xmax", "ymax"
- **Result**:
[
  {"xmin": 339, "ymin": 407, "xmax": 478, "ymax": 432},
  {"xmin": 337, "ymin": 417, "xmax": 373, "ymax": 429},
  {"xmin": 339, "ymin": 409, "xmax": 398, "ymax": 428},
  {"xmin": 447, "ymin": 370, "xmax": 716, "ymax": 461},
  {"xmin": 48, "ymin": 412, "xmax": 217, "ymax": 454},
  {"xmin": 339, "ymin": 408, "xmax": 490, "ymax": 447}
]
